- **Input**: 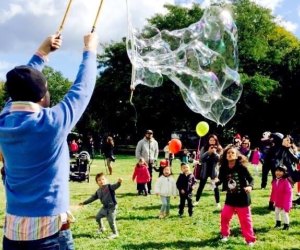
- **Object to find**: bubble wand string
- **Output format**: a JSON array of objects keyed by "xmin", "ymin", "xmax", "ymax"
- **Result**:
[
  {"xmin": 91, "ymin": 0, "xmax": 104, "ymax": 33},
  {"xmin": 126, "ymin": 0, "xmax": 138, "ymax": 133}
]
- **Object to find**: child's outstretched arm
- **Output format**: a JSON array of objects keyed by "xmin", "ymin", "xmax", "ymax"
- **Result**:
[{"xmin": 78, "ymin": 191, "xmax": 98, "ymax": 206}]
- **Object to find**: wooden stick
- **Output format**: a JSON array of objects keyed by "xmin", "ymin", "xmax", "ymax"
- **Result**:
[
  {"xmin": 91, "ymin": 0, "xmax": 104, "ymax": 33},
  {"xmin": 57, "ymin": 0, "xmax": 74, "ymax": 35}
]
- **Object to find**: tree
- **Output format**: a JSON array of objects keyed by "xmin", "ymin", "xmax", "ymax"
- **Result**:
[
  {"xmin": 42, "ymin": 66, "xmax": 71, "ymax": 106},
  {"xmin": 83, "ymin": 2, "xmax": 300, "ymax": 147}
]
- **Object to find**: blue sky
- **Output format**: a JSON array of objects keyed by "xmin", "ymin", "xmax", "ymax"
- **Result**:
[{"xmin": 0, "ymin": 0, "xmax": 299, "ymax": 82}]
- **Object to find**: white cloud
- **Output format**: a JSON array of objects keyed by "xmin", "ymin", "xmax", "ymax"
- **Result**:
[
  {"xmin": 0, "ymin": 4, "xmax": 22, "ymax": 24},
  {"xmin": 251, "ymin": 0, "xmax": 283, "ymax": 13},
  {"xmin": 275, "ymin": 15, "xmax": 298, "ymax": 33},
  {"xmin": 0, "ymin": 0, "xmax": 175, "ymax": 80},
  {"xmin": 0, "ymin": 61, "xmax": 14, "ymax": 82}
]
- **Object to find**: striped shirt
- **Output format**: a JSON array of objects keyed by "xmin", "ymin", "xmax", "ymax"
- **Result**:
[{"xmin": 4, "ymin": 213, "xmax": 62, "ymax": 241}]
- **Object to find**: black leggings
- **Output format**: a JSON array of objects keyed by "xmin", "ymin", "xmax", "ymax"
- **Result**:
[{"xmin": 195, "ymin": 177, "xmax": 220, "ymax": 203}]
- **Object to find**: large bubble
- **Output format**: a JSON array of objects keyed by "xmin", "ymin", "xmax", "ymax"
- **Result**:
[{"xmin": 126, "ymin": 0, "xmax": 242, "ymax": 126}]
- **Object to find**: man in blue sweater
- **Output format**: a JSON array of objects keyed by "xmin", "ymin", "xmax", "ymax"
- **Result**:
[{"xmin": 0, "ymin": 31, "xmax": 98, "ymax": 250}]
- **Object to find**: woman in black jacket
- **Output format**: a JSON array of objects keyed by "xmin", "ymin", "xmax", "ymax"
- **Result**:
[{"xmin": 102, "ymin": 136, "xmax": 115, "ymax": 175}]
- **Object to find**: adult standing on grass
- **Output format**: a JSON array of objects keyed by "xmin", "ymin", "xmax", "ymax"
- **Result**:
[
  {"xmin": 102, "ymin": 136, "xmax": 116, "ymax": 175},
  {"xmin": 194, "ymin": 134, "xmax": 223, "ymax": 209},
  {"xmin": 0, "ymin": 32, "xmax": 98, "ymax": 250},
  {"xmin": 216, "ymin": 144, "xmax": 256, "ymax": 247},
  {"xmin": 135, "ymin": 129, "xmax": 159, "ymax": 194}
]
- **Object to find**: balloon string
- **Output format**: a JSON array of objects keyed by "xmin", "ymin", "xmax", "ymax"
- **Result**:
[
  {"xmin": 126, "ymin": 0, "xmax": 138, "ymax": 134},
  {"xmin": 196, "ymin": 137, "xmax": 201, "ymax": 160}
]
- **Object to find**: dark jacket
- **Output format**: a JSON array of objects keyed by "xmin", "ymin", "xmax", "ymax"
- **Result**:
[
  {"xmin": 176, "ymin": 173, "xmax": 196, "ymax": 195},
  {"xmin": 217, "ymin": 163, "xmax": 254, "ymax": 207}
]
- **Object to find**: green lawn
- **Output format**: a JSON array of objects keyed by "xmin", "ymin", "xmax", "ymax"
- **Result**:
[{"xmin": 1, "ymin": 155, "xmax": 300, "ymax": 250}]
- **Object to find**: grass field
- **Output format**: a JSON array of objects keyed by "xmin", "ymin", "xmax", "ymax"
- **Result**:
[{"xmin": 0, "ymin": 155, "xmax": 300, "ymax": 250}]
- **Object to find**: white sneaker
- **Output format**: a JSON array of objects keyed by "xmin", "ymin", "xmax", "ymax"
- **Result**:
[
  {"xmin": 247, "ymin": 242, "xmax": 255, "ymax": 247},
  {"xmin": 108, "ymin": 233, "xmax": 119, "ymax": 239},
  {"xmin": 216, "ymin": 203, "xmax": 221, "ymax": 209},
  {"xmin": 194, "ymin": 201, "xmax": 199, "ymax": 206},
  {"xmin": 220, "ymin": 236, "xmax": 228, "ymax": 242},
  {"xmin": 97, "ymin": 228, "xmax": 106, "ymax": 234}
]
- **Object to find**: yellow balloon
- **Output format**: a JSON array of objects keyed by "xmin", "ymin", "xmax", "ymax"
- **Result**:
[{"xmin": 196, "ymin": 121, "xmax": 209, "ymax": 137}]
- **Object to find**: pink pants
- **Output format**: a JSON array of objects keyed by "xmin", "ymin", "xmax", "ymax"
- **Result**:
[{"xmin": 221, "ymin": 204, "xmax": 256, "ymax": 243}]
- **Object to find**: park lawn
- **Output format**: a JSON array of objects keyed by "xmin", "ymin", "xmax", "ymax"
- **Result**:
[{"xmin": 0, "ymin": 154, "xmax": 300, "ymax": 250}]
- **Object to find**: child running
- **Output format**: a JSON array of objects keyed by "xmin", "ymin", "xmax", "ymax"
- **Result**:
[
  {"xmin": 79, "ymin": 173, "xmax": 122, "ymax": 239},
  {"xmin": 154, "ymin": 166, "xmax": 177, "ymax": 218}
]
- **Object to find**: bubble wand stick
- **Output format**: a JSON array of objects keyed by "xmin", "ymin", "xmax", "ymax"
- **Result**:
[
  {"xmin": 57, "ymin": 0, "xmax": 74, "ymax": 36},
  {"xmin": 91, "ymin": 0, "xmax": 105, "ymax": 33}
]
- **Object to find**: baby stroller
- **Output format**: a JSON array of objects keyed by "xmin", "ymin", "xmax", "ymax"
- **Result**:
[{"xmin": 69, "ymin": 151, "xmax": 91, "ymax": 182}]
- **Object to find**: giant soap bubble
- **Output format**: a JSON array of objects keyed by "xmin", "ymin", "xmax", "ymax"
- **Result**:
[{"xmin": 126, "ymin": 0, "xmax": 242, "ymax": 126}]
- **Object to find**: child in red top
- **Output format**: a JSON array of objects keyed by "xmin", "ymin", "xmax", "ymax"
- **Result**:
[{"xmin": 132, "ymin": 157, "xmax": 151, "ymax": 196}]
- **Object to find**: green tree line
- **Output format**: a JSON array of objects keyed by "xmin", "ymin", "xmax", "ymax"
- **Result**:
[{"xmin": 1, "ymin": 0, "xmax": 300, "ymax": 147}]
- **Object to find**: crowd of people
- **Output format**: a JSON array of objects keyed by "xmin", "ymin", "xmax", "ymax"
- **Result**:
[{"xmin": 126, "ymin": 129, "xmax": 299, "ymax": 246}]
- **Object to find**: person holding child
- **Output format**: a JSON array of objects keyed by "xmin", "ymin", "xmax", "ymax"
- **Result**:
[
  {"xmin": 132, "ymin": 157, "xmax": 151, "ymax": 196},
  {"xmin": 154, "ymin": 166, "xmax": 177, "ymax": 219},
  {"xmin": 216, "ymin": 144, "xmax": 256, "ymax": 246},
  {"xmin": 79, "ymin": 173, "xmax": 122, "ymax": 239},
  {"xmin": 135, "ymin": 130, "xmax": 159, "ymax": 194},
  {"xmin": 176, "ymin": 162, "xmax": 196, "ymax": 217},
  {"xmin": 270, "ymin": 165, "xmax": 293, "ymax": 230}
]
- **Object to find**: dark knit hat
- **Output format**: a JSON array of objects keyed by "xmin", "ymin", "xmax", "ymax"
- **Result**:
[
  {"xmin": 275, "ymin": 164, "xmax": 287, "ymax": 173},
  {"xmin": 5, "ymin": 66, "xmax": 47, "ymax": 102}
]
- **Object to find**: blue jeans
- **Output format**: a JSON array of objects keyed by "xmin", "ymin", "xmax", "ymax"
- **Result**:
[
  {"xmin": 160, "ymin": 196, "xmax": 171, "ymax": 214},
  {"xmin": 58, "ymin": 229, "xmax": 74, "ymax": 250},
  {"xmin": 3, "ymin": 232, "xmax": 60, "ymax": 250},
  {"xmin": 3, "ymin": 229, "xmax": 74, "ymax": 250}
]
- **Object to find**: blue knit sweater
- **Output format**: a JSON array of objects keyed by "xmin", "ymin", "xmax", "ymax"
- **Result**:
[{"xmin": 0, "ymin": 51, "xmax": 96, "ymax": 216}]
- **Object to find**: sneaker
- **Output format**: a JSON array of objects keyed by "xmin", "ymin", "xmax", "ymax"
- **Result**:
[
  {"xmin": 108, "ymin": 233, "xmax": 119, "ymax": 239},
  {"xmin": 220, "ymin": 236, "xmax": 228, "ymax": 242},
  {"xmin": 97, "ymin": 228, "xmax": 106, "ymax": 234},
  {"xmin": 216, "ymin": 203, "xmax": 221, "ymax": 209},
  {"xmin": 247, "ymin": 242, "xmax": 255, "ymax": 247},
  {"xmin": 158, "ymin": 213, "xmax": 165, "ymax": 219},
  {"xmin": 194, "ymin": 201, "xmax": 199, "ymax": 206}
]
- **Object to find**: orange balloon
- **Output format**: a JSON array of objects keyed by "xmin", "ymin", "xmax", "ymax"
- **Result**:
[{"xmin": 169, "ymin": 139, "xmax": 182, "ymax": 154}]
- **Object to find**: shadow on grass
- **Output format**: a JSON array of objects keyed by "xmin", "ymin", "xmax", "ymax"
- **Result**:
[
  {"xmin": 117, "ymin": 192, "xmax": 142, "ymax": 197},
  {"xmin": 121, "ymin": 236, "xmax": 244, "ymax": 250},
  {"xmin": 72, "ymin": 233, "xmax": 94, "ymax": 239},
  {"xmin": 118, "ymin": 215, "xmax": 158, "ymax": 221},
  {"xmin": 251, "ymin": 205, "xmax": 272, "ymax": 215}
]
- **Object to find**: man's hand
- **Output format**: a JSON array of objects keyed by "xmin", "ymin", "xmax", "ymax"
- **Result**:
[
  {"xmin": 84, "ymin": 32, "xmax": 98, "ymax": 53},
  {"xmin": 37, "ymin": 34, "xmax": 62, "ymax": 57},
  {"xmin": 118, "ymin": 178, "xmax": 123, "ymax": 183}
]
